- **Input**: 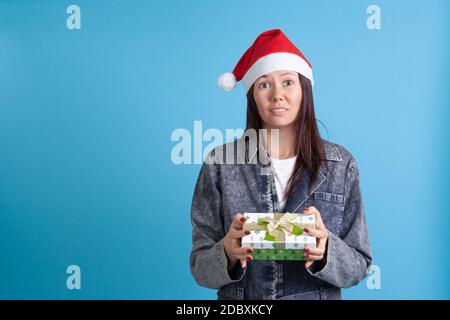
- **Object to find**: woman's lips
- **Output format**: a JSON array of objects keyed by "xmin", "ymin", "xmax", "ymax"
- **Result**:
[{"xmin": 269, "ymin": 108, "xmax": 288, "ymax": 116}]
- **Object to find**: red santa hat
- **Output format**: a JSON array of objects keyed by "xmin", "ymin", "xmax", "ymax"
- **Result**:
[{"xmin": 218, "ymin": 29, "xmax": 314, "ymax": 92}]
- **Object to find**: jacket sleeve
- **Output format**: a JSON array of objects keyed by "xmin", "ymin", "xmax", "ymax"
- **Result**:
[
  {"xmin": 189, "ymin": 156, "xmax": 246, "ymax": 289},
  {"xmin": 308, "ymin": 157, "xmax": 372, "ymax": 288}
]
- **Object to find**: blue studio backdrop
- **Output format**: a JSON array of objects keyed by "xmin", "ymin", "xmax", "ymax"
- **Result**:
[{"xmin": 0, "ymin": 0, "xmax": 449, "ymax": 299}]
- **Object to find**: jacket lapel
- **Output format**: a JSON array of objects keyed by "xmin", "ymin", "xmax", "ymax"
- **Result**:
[{"xmin": 282, "ymin": 167, "xmax": 327, "ymax": 213}]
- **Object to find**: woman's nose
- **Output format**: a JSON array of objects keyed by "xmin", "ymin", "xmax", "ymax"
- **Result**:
[
  {"xmin": 272, "ymin": 91, "xmax": 283, "ymax": 102},
  {"xmin": 271, "ymin": 86, "xmax": 284, "ymax": 102},
  {"xmin": 273, "ymin": 96, "xmax": 282, "ymax": 102}
]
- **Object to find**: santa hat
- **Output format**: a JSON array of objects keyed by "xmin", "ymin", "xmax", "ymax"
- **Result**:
[{"xmin": 218, "ymin": 29, "xmax": 314, "ymax": 92}]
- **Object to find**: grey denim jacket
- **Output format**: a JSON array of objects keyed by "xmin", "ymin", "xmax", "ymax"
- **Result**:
[{"xmin": 190, "ymin": 135, "xmax": 372, "ymax": 300}]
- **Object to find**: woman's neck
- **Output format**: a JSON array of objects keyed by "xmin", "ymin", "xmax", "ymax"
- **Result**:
[{"xmin": 262, "ymin": 125, "xmax": 297, "ymax": 160}]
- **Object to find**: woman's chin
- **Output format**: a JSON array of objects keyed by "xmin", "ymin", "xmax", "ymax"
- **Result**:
[{"xmin": 263, "ymin": 119, "xmax": 295, "ymax": 129}]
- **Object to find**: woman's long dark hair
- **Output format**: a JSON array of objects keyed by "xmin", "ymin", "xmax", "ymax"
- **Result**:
[{"xmin": 246, "ymin": 73, "xmax": 326, "ymax": 199}]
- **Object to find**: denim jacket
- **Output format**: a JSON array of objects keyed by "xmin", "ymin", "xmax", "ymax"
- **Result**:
[{"xmin": 190, "ymin": 135, "xmax": 372, "ymax": 300}]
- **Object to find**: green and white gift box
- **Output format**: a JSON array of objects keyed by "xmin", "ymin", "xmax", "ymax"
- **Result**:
[{"xmin": 242, "ymin": 212, "xmax": 316, "ymax": 260}]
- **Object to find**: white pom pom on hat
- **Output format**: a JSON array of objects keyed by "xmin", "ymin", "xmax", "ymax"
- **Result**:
[
  {"xmin": 217, "ymin": 72, "xmax": 237, "ymax": 91},
  {"xmin": 218, "ymin": 29, "xmax": 314, "ymax": 92}
]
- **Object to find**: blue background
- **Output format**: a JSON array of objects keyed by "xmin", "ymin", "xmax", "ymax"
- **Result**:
[{"xmin": 0, "ymin": 0, "xmax": 449, "ymax": 299}]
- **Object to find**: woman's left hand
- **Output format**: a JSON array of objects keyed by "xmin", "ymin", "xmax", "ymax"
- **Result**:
[{"xmin": 302, "ymin": 206, "xmax": 329, "ymax": 269}]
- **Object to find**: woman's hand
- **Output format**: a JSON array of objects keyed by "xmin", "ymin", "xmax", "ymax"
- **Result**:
[
  {"xmin": 303, "ymin": 206, "xmax": 329, "ymax": 269},
  {"xmin": 223, "ymin": 213, "xmax": 254, "ymax": 270}
]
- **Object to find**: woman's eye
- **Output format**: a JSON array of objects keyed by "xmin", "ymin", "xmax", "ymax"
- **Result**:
[
  {"xmin": 258, "ymin": 82, "xmax": 271, "ymax": 89},
  {"xmin": 283, "ymin": 79, "xmax": 294, "ymax": 87}
]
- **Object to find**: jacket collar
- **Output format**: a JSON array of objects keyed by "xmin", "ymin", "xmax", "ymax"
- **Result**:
[{"xmin": 240, "ymin": 135, "xmax": 343, "ymax": 163}]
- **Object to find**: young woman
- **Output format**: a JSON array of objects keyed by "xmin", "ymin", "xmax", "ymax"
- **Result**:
[{"xmin": 190, "ymin": 29, "xmax": 372, "ymax": 300}]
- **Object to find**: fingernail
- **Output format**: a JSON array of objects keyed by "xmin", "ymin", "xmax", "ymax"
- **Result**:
[
  {"xmin": 303, "ymin": 207, "xmax": 309, "ymax": 212},
  {"xmin": 240, "ymin": 217, "xmax": 246, "ymax": 223},
  {"xmin": 246, "ymin": 256, "xmax": 252, "ymax": 261},
  {"xmin": 304, "ymin": 227, "xmax": 309, "ymax": 233},
  {"xmin": 246, "ymin": 249, "xmax": 253, "ymax": 254},
  {"xmin": 245, "ymin": 230, "xmax": 251, "ymax": 235}
]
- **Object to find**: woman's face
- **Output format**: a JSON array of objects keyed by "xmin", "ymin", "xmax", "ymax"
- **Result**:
[{"xmin": 252, "ymin": 70, "xmax": 302, "ymax": 129}]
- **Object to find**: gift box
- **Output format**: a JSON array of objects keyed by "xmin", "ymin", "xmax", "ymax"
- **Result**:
[{"xmin": 242, "ymin": 212, "xmax": 316, "ymax": 260}]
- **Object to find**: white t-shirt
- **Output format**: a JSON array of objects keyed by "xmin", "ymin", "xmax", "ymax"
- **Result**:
[{"xmin": 270, "ymin": 156, "xmax": 297, "ymax": 210}]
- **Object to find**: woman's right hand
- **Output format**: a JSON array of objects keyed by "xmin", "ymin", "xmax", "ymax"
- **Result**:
[{"xmin": 223, "ymin": 213, "xmax": 254, "ymax": 270}]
